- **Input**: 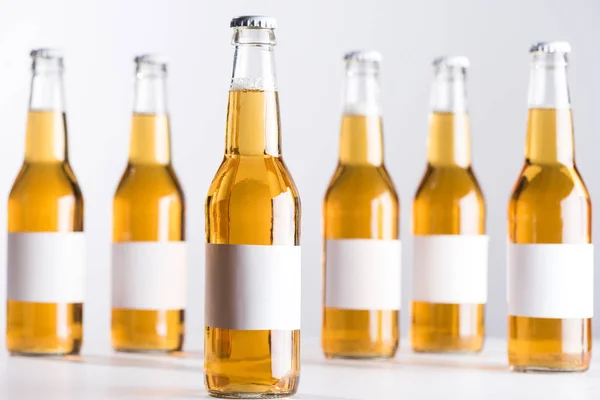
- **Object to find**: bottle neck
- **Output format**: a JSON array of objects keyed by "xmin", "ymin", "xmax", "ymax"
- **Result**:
[
  {"xmin": 525, "ymin": 53, "xmax": 574, "ymax": 165},
  {"xmin": 25, "ymin": 57, "xmax": 67, "ymax": 163},
  {"xmin": 339, "ymin": 60, "xmax": 383, "ymax": 166},
  {"xmin": 129, "ymin": 63, "xmax": 171, "ymax": 165},
  {"xmin": 427, "ymin": 66, "xmax": 470, "ymax": 167},
  {"xmin": 226, "ymin": 28, "xmax": 280, "ymax": 156}
]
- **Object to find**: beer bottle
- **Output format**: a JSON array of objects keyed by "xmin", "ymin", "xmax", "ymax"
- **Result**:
[
  {"xmin": 508, "ymin": 42, "xmax": 592, "ymax": 371},
  {"xmin": 204, "ymin": 16, "xmax": 301, "ymax": 397},
  {"xmin": 7, "ymin": 49, "xmax": 85, "ymax": 355},
  {"xmin": 411, "ymin": 56, "xmax": 487, "ymax": 353},
  {"xmin": 111, "ymin": 55, "xmax": 186, "ymax": 353},
  {"xmin": 322, "ymin": 51, "xmax": 400, "ymax": 359}
]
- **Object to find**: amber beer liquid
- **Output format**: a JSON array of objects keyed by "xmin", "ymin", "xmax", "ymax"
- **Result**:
[
  {"xmin": 321, "ymin": 51, "xmax": 400, "ymax": 359},
  {"xmin": 6, "ymin": 49, "xmax": 85, "ymax": 355},
  {"xmin": 411, "ymin": 57, "xmax": 487, "ymax": 353},
  {"xmin": 204, "ymin": 17, "xmax": 301, "ymax": 398},
  {"xmin": 111, "ymin": 55, "xmax": 186, "ymax": 353},
  {"xmin": 508, "ymin": 42, "xmax": 592, "ymax": 372}
]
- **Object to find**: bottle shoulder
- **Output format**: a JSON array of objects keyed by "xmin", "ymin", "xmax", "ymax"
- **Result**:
[
  {"xmin": 414, "ymin": 164, "xmax": 484, "ymax": 204},
  {"xmin": 324, "ymin": 164, "xmax": 399, "ymax": 205},
  {"xmin": 9, "ymin": 162, "xmax": 83, "ymax": 202},
  {"xmin": 207, "ymin": 155, "xmax": 300, "ymax": 204},
  {"xmin": 509, "ymin": 163, "xmax": 591, "ymax": 243},
  {"xmin": 114, "ymin": 164, "xmax": 184, "ymax": 204},
  {"xmin": 510, "ymin": 163, "xmax": 590, "ymax": 204}
]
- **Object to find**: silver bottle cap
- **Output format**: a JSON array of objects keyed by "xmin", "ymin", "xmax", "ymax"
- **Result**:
[
  {"xmin": 230, "ymin": 16, "xmax": 277, "ymax": 29},
  {"xmin": 344, "ymin": 50, "xmax": 382, "ymax": 63},
  {"xmin": 433, "ymin": 56, "xmax": 470, "ymax": 69},
  {"xmin": 530, "ymin": 41, "xmax": 571, "ymax": 54},
  {"xmin": 134, "ymin": 53, "xmax": 168, "ymax": 67},
  {"xmin": 30, "ymin": 48, "xmax": 63, "ymax": 59}
]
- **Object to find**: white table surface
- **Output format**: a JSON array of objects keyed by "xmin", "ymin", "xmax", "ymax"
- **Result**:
[{"xmin": 0, "ymin": 338, "xmax": 598, "ymax": 400}]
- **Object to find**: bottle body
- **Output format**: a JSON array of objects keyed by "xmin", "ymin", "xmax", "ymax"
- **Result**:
[
  {"xmin": 7, "ymin": 51, "xmax": 84, "ymax": 356},
  {"xmin": 508, "ymin": 108, "xmax": 591, "ymax": 371},
  {"xmin": 411, "ymin": 58, "xmax": 486, "ymax": 353},
  {"xmin": 7, "ymin": 110, "xmax": 84, "ymax": 355},
  {"xmin": 322, "ymin": 112, "xmax": 400, "ymax": 359},
  {"xmin": 411, "ymin": 113, "xmax": 486, "ymax": 352},
  {"xmin": 507, "ymin": 43, "xmax": 592, "ymax": 372},
  {"xmin": 111, "ymin": 112, "xmax": 185, "ymax": 353},
  {"xmin": 205, "ymin": 89, "xmax": 300, "ymax": 397}
]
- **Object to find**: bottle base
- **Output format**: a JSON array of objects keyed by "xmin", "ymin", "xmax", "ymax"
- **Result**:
[
  {"xmin": 411, "ymin": 346, "xmax": 483, "ymax": 354},
  {"xmin": 113, "ymin": 347, "xmax": 180, "ymax": 355},
  {"xmin": 508, "ymin": 349, "xmax": 591, "ymax": 373},
  {"xmin": 411, "ymin": 335, "xmax": 483, "ymax": 354},
  {"xmin": 510, "ymin": 365, "xmax": 589, "ymax": 373},
  {"xmin": 8, "ymin": 340, "xmax": 81, "ymax": 357},
  {"xmin": 9, "ymin": 348, "xmax": 80, "ymax": 357},
  {"xmin": 324, "ymin": 352, "xmax": 395, "ymax": 360},
  {"xmin": 208, "ymin": 390, "xmax": 297, "ymax": 399},
  {"xmin": 205, "ymin": 374, "xmax": 299, "ymax": 399}
]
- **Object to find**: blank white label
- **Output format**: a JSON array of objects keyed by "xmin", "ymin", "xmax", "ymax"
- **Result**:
[
  {"xmin": 112, "ymin": 242, "xmax": 187, "ymax": 310},
  {"xmin": 205, "ymin": 243, "xmax": 301, "ymax": 330},
  {"xmin": 7, "ymin": 232, "xmax": 86, "ymax": 303},
  {"xmin": 508, "ymin": 243, "xmax": 594, "ymax": 319},
  {"xmin": 325, "ymin": 239, "xmax": 401, "ymax": 310},
  {"xmin": 412, "ymin": 235, "xmax": 488, "ymax": 304}
]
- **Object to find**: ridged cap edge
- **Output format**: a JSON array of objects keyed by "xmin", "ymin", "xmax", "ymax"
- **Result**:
[
  {"xmin": 344, "ymin": 50, "xmax": 382, "ymax": 63},
  {"xmin": 134, "ymin": 53, "xmax": 168, "ymax": 66},
  {"xmin": 230, "ymin": 16, "xmax": 277, "ymax": 29},
  {"xmin": 433, "ymin": 56, "xmax": 470, "ymax": 69},
  {"xmin": 530, "ymin": 41, "xmax": 571, "ymax": 54},
  {"xmin": 30, "ymin": 48, "xmax": 63, "ymax": 59}
]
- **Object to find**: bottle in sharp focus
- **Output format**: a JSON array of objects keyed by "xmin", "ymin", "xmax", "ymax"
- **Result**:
[
  {"xmin": 411, "ymin": 56, "xmax": 487, "ymax": 353},
  {"xmin": 111, "ymin": 55, "xmax": 186, "ymax": 353},
  {"xmin": 6, "ymin": 49, "xmax": 85, "ymax": 355},
  {"xmin": 204, "ymin": 16, "xmax": 301, "ymax": 398},
  {"xmin": 508, "ymin": 41, "xmax": 592, "ymax": 372},
  {"xmin": 321, "ymin": 51, "xmax": 400, "ymax": 359}
]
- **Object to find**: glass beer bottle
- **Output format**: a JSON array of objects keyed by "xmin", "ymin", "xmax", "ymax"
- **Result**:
[
  {"xmin": 6, "ymin": 49, "xmax": 85, "ymax": 355},
  {"xmin": 411, "ymin": 57, "xmax": 487, "ymax": 353},
  {"xmin": 322, "ymin": 51, "xmax": 400, "ymax": 359},
  {"xmin": 204, "ymin": 16, "xmax": 301, "ymax": 398},
  {"xmin": 508, "ymin": 42, "xmax": 592, "ymax": 371},
  {"xmin": 111, "ymin": 55, "xmax": 186, "ymax": 353}
]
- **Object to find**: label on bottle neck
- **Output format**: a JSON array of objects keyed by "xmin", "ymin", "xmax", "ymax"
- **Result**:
[
  {"xmin": 412, "ymin": 235, "xmax": 488, "ymax": 304},
  {"xmin": 112, "ymin": 242, "xmax": 187, "ymax": 310},
  {"xmin": 205, "ymin": 243, "xmax": 301, "ymax": 330},
  {"xmin": 7, "ymin": 232, "xmax": 85, "ymax": 303},
  {"xmin": 508, "ymin": 243, "xmax": 593, "ymax": 318},
  {"xmin": 325, "ymin": 239, "xmax": 401, "ymax": 310}
]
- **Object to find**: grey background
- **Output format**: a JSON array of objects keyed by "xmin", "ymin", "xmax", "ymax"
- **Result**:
[{"xmin": 0, "ymin": 0, "xmax": 597, "ymax": 352}]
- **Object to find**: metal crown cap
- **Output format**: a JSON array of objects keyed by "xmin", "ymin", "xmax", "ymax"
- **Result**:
[
  {"xmin": 433, "ymin": 56, "xmax": 470, "ymax": 69},
  {"xmin": 230, "ymin": 16, "xmax": 277, "ymax": 29},
  {"xmin": 530, "ymin": 41, "xmax": 571, "ymax": 54},
  {"xmin": 30, "ymin": 48, "xmax": 63, "ymax": 59},
  {"xmin": 344, "ymin": 50, "xmax": 382, "ymax": 63},
  {"xmin": 134, "ymin": 53, "xmax": 168, "ymax": 66}
]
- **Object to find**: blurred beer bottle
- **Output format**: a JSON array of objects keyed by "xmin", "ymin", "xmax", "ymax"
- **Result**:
[
  {"xmin": 411, "ymin": 56, "xmax": 487, "ymax": 353},
  {"xmin": 7, "ymin": 49, "xmax": 85, "ymax": 355},
  {"xmin": 111, "ymin": 55, "xmax": 186, "ymax": 353},
  {"xmin": 322, "ymin": 51, "xmax": 400, "ymax": 359}
]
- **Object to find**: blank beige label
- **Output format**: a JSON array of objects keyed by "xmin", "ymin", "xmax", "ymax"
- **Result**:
[
  {"xmin": 325, "ymin": 239, "xmax": 402, "ymax": 310},
  {"xmin": 7, "ymin": 232, "xmax": 86, "ymax": 303},
  {"xmin": 412, "ymin": 235, "xmax": 488, "ymax": 304},
  {"xmin": 112, "ymin": 242, "xmax": 187, "ymax": 310},
  {"xmin": 205, "ymin": 243, "xmax": 301, "ymax": 330}
]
